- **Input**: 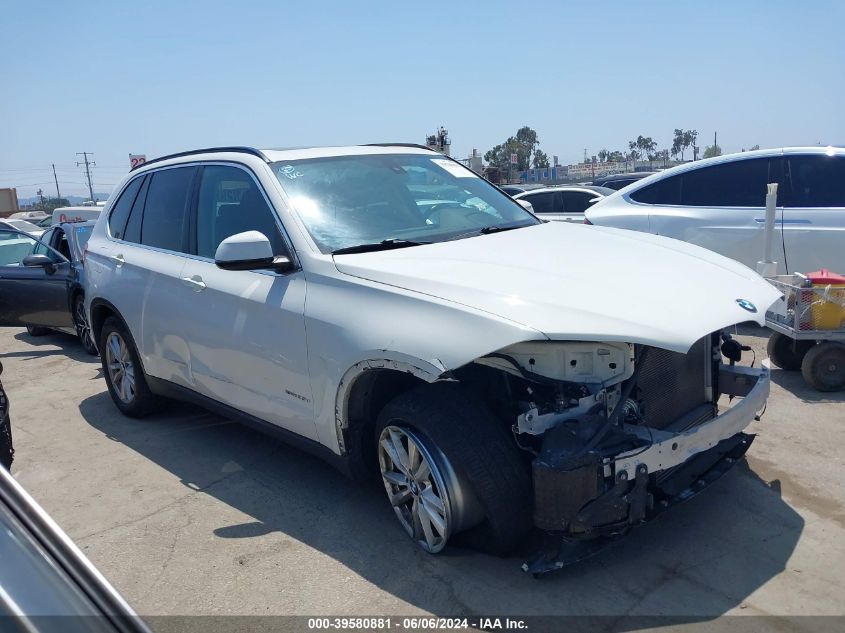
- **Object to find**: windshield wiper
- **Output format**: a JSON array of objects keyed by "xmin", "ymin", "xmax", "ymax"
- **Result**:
[
  {"xmin": 449, "ymin": 224, "xmax": 530, "ymax": 241},
  {"xmin": 331, "ymin": 239, "xmax": 431, "ymax": 255}
]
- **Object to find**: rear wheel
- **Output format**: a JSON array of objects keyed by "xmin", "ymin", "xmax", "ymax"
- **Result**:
[
  {"xmin": 99, "ymin": 317, "xmax": 159, "ymax": 417},
  {"xmin": 801, "ymin": 342, "xmax": 845, "ymax": 392},
  {"xmin": 73, "ymin": 295, "xmax": 98, "ymax": 356},
  {"xmin": 376, "ymin": 383, "xmax": 532, "ymax": 555},
  {"xmin": 25, "ymin": 324, "xmax": 49, "ymax": 337},
  {"xmin": 767, "ymin": 331, "xmax": 813, "ymax": 370}
]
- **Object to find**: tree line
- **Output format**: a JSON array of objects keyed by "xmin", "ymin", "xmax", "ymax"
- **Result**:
[{"xmin": 484, "ymin": 126, "xmax": 759, "ymax": 172}]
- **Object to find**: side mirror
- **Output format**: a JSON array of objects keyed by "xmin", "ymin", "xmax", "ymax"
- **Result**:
[
  {"xmin": 22, "ymin": 254, "xmax": 57, "ymax": 272},
  {"xmin": 516, "ymin": 199, "xmax": 535, "ymax": 213},
  {"xmin": 587, "ymin": 197, "xmax": 602, "ymax": 207},
  {"xmin": 214, "ymin": 231, "xmax": 294, "ymax": 273}
]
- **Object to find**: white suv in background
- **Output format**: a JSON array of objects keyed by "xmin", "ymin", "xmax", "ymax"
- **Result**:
[
  {"xmin": 585, "ymin": 146, "xmax": 845, "ymax": 274},
  {"xmin": 84, "ymin": 145, "xmax": 778, "ymax": 572}
]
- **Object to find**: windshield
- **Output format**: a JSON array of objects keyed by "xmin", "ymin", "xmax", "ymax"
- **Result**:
[
  {"xmin": 272, "ymin": 153, "xmax": 539, "ymax": 253},
  {"xmin": 4, "ymin": 219, "xmax": 39, "ymax": 232}
]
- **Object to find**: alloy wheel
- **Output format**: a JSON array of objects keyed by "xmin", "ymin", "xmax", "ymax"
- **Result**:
[
  {"xmin": 75, "ymin": 299, "xmax": 97, "ymax": 354},
  {"xmin": 378, "ymin": 425, "xmax": 453, "ymax": 553},
  {"xmin": 105, "ymin": 332, "xmax": 135, "ymax": 403}
]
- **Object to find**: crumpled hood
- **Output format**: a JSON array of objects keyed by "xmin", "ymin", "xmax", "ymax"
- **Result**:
[{"xmin": 333, "ymin": 222, "xmax": 782, "ymax": 353}]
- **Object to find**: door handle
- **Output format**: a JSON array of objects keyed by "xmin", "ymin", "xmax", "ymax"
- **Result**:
[
  {"xmin": 110, "ymin": 253, "xmax": 125, "ymax": 267},
  {"xmin": 181, "ymin": 275, "xmax": 207, "ymax": 292}
]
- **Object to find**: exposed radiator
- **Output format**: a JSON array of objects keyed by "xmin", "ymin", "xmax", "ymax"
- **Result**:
[{"xmin": 636, "ymin": 336, "xmax": 714, "ymax": 431}]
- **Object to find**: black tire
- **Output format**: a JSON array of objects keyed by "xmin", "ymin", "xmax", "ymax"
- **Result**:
[
  {"xmin": 25, "ymin": 324, "xmax": 49, "ymax": 337},
  {"xmin": 801, "ymin": 342, "xmax": 845, "ymax": 392},
  {"xmin": 376, "ymin": 382, "xmax": 532, "ymax": 555},
  {"xmin": 73, "ymin": 295, "xmax": 98, "ymax": 356},
  {"xmin": 766, "ymin": 332, "xmax": 813, "ymax": 371},
  {"xmin": 98, "ymin": 316, "xmax": 159, "ymax": 417}
]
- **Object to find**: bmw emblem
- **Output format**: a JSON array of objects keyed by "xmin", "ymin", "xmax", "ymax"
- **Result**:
[{"xmin": 736, "ymin": 299, "xmax": 757, "ymax": 313}]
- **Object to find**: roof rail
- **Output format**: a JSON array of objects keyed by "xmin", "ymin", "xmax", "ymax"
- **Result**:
[
  {"xmin": 132, "ymin": 147, "xmax": 269, "ymax": 171},
  {"xmin": 364, "ymin": 143, "xmax": 436, "ymax": 151}
]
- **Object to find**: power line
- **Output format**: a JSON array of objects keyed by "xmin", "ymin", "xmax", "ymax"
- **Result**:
[
  {"xmin": 76, "ymin": 152, "xmax": 96, "ymax": 201},
  {"xmin": 52, "ymin": 164, "xmax": 61, "ymax": 199}
]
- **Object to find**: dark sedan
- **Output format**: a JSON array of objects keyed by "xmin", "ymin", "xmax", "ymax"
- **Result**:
[{"xmin": 0, "ymin": 221, "xmax": 97, "ymax": 354}]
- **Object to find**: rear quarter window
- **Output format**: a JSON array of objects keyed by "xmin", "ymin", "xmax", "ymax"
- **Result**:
[{"xmin": 108, "ymin": 176, "xmax": 144, "ymax": 239}]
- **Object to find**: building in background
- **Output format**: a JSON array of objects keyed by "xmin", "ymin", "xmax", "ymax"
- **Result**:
[{"xmin": 0, "ymin": 188, "xmax": 19, "ymax": 218}]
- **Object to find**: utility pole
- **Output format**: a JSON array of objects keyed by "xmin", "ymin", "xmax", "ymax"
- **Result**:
[
  {"xmin": 76, "ymin": 152, "xmax": 96, "ymax": 202},
  {"xmin": 714, "ymin": 131, "xmax": 717, "ymax": 152},
  {"xmin": 52, "ymin": 163, "xmax": 61, "ymax": 200}
]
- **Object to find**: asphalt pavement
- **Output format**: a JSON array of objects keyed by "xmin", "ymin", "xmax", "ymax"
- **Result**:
[{"xmin": 2, "ymin": 324, "xmax": 844, "ymax": 622}]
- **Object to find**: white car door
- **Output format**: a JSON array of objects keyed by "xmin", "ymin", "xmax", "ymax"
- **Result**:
[
  {"xmin": 781, "ymin": 153, "xmax": 845, "ymax": 274},
  {"xmin": 646, "ymin": 156, "xmax": 786, "ymax": 272},
  {"xmin": 179, "ymin": 163, "xmax": 317, "ymax": 440}
]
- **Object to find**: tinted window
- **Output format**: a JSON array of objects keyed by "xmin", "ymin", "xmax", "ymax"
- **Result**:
[
  {"xmin": 523, "ymin": 191, "xmax": 558, "ymax": 214},
  {"xmin": 123, "ymin": 176, "xmax": 149, "ymax": 244},
  {"xmin": 108, "ymin": 176, "xmax": 144, "ymax": 239},
  {"xmin": 561, "ymin": 191, "xmax": 594, "ymax": 214},
  {"xmin": 140, "ymin": 167, "xmax": 195, "ymax": 251},
  {"xmin": 680, "ymin": 158, "xmax": 770, "ymax": 207},
  {"xmin": 629, "ymin": 175, "xmax": 682, "ymax": 205},
  {"xmin": 785, "ymin": 154, "xmax": 845, "ymax": 207},
  {"xmin": 196, "ymin": 165, "xmax": 285, "ymax": 259}
]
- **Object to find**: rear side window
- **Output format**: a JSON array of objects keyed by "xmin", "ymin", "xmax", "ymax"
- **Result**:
[
  {"xmin": 108, "ymin": 176, "xmax": 144, "ymax": 239},
  {"xmin": 123, "ymin": 176, "xmax": 149, "ymax": 244},
  {"xmin": 140, "ymin": 167, "xmax": 196, "ymax": 252},
  {"xmin": 680, "ymin": 158, "xmax": 770, "ymax": 207},
  {"xmin": 629, "ymin": 175, "xmax": 681, "ymax": 205},
  {"xmin": 785, "ymin": 154, "xmax": 845, "ymax": 207},
  {"xmin": 523, "ymin": 191, "xmax": 557, "ymax": 214}
]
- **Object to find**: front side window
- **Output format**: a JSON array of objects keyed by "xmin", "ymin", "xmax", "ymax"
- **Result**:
[
  {"xmin": 561, "ymin": 191, "xmax": 595, "ymax": 214},
  {"xmin": 785, "ymin": 154, "xmax": 845, "ymax": 207},
  {"xmin": 629, "ymin": 175, "xmax": 682, "ymax": 205},
  {"xmin": 272, "ymin": 153, "xmax": 539, "ymax": 253},
  {"xmin": 680, "ymin": 158, "xmax": 770, "ymax": 207},
  {"xmin": 523, "ymin": 191, "xmax": 558, "ymax": 214},
  {"xmin": 0, "ymin": 230, "xmax": 62, "ymax": 266},
  {"xmin": 140, "ymin": 167, "xmax": 195, "ymax": 252},
  {"xmin": 196, "ymin": 165, "xmax": 285, "ymax": 259}
]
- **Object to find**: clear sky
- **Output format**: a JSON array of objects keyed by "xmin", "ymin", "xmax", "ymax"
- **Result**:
[{"xmin": 2, "ymin": 0, "xmax": 843, "ymax": 198}]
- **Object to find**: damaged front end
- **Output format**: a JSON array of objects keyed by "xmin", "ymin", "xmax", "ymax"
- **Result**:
[{"xmin": 468, "ymin": 332, "xmax": 769, "ymax": 575}]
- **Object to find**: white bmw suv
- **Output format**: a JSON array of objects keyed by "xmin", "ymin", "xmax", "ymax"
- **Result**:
[{"xmin": 85, "ymin": 145, "xmax": 779, "ymax": 572}]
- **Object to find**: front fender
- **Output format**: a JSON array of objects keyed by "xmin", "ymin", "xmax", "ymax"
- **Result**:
[{"xmin": 303, "ymin": 270, "xmax": 548, "ymax": 452}]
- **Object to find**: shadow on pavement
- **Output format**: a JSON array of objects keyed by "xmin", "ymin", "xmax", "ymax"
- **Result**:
[
  {"xmin": 5, "ymin": 330, "xmax": 100, "ymax": 365},
  {"xmin": 770, "ymin": 367, "xmax": 845, "ymax": 403},
  {"xmin": 79, "ymin": 391, "xmax": 803, "ymax": 617}
]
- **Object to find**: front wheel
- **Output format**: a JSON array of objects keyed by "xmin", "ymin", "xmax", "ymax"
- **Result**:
[
  {"xmin": 73, "ymin": 295, "xmax": 98, "ymax": 356},
  {"xmin": 376, "ymin": 383, "xmax": 532, "ymax": 555},
  {"xmin": 99, "ymin": 317, "xmax": 159, "ymax": 417}
]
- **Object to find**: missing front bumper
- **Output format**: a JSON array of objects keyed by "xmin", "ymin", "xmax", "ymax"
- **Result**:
[
  {"xmin": 523, "ymin": 362, "xmax": 769, "ymax": 575},
  {"xmin": 523, "ymin": 432, "xmax": 755, "ymax": 575}
]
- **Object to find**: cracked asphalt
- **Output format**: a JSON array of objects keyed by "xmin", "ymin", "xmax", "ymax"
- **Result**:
[{"xmin": 2, "ymin": 324, "xmax": 844, "ymax": 620}]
